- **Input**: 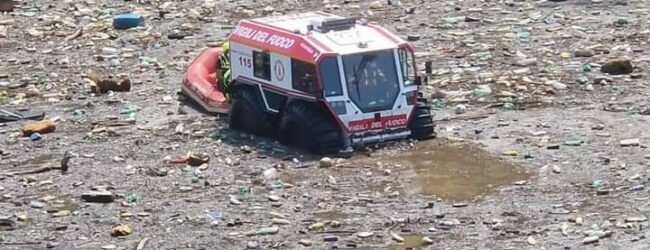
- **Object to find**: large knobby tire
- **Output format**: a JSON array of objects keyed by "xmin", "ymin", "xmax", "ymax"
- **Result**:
[
  {"xmin": 228, "ymin": 88, "xmax": 269, "ymax": 135},
  {"xmin": 279, "ymin": 103, "xmax": 341, "ymax": 154},
  {"xmin": 409, "ymin": 98, "xmax": 436, "ymax": 140}
]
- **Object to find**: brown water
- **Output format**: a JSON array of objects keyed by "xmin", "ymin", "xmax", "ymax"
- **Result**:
[
  {"xmin": 369, "ymin": 142, "xmax": 530, "ymax": 201},
  {"xmin": 394, "ymin": 235, "xmax": 426, "ymax": 249}
]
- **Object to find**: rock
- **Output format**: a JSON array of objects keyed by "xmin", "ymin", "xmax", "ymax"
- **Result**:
[
  {"xmin": 574, "ymin": 50, "xmax": 595, "ymax": 57},
  {"xmin": 308, "ymin": 222, "xmax": 325, "ymax": 231},
  {"xmin": 513, "ymin": 58, "xmax": 537, "ymax": 67},
  {"xmin": 406, "ymin": 34, "xmax": 420, "ymax": 41},
  {"xmin": 29, "ymin": 201, "xmax": 44, "ymax": 209},
  {"xmin": 583, "ymin": 236, "xmax": 599, "ymax": 244},
  {"xmin": 111, "ymin": 224, "xmax": 132, "ymax": 237},
  {"xmin": 247, "ymin": 226, "xmax": 279, "ymax": 236},
  {"xmin": 601, "ymin": 59, "xmax": 633, "ymax": 75},
  {"xmin": 299, "ymin": 239, "xmax": 312, "ymax": 246},
  {"xmin": 187, "ymin": 152, "xmax": 209, "ymax": 166},
  {"xmin": 87, "ymin": 72, "xmax": 132, "ymax": 94},
  {"xmin": 625, "ymin": 217, "xmax": 648, "ymax": 223},
  {"xmin": 46, "ymin": 242, "xmax": 60, "ymax": 249},
  {"xmin": 527, "ymin": 236, "xmax": 537, "ymax": 245},
  {"xmin": 452, "ymin": 203, "xmax": 468, "ymax": 208},
  {"xmin": 593, "ymin": 76, "xmax": 613, "ymax": 84},
  {"xmin": 552, "ymin": 165, "xmax": 561, "ymax": 174},
  {"xmin": 550, "ymin": 81, "xmax": 567, "ymax": 90},
  {"xmin": 357, "ymin": 232, "xmax": 374, "ymax": 238},
  {"xmin": 81, "ymin": 191, "xmax": 115, "ymax": 203},
  {"xmin": 0, "ymin": 218, "xmax": 17, "ymax": 231},
  {"xmin": 502, "ymin": 151, "xmax": 518, "ymax": 156},
  {"xmin": 383, "ymin": 169, "xmax": 392, "ymax": 176},
  {"xmin": 596, "ymin": 189, "xmax": 611, "ymax": 195},
  {"xmin": 271, "ymin": 218, "xmax": 290, "ymax": 225},
  {"xmin": 564, "ymin": 140, "xmax": 583, "ymax": 146},
  {"xmin": 454, "ymin": 104, "xmax": 467, "ymax": 114},
  {"xmin": 267, "ymin": 195, "xmax": 280, "ymax": 202},
  {"xmin": 52, "ymin": 210, "xmax": 71, "ymax": 217},
  {"xmin": 391, "ymin": 232, "xmax": 404, "ymax": 242},
  {"xmin": 229, "ymin": 195, "xmax": 242, "ymax": 205},
  {"xmin": 22, "ymin": 120, "xmax": 56, "ymax": 136},
  {"xmin": 319, "ymin": 157, "xmax": 333, "ymax": 168},
  {"xmin": 422, "ymin": 236, "xmax": 434, "ymax": 244},
  {"xmin": 16, "ymin": 214, "xmax": 28, "ymax": 222},
  {"xmin": 620, "ymin": 139, "xmax": 640, "ymax": 147},
  {"xmin": 323, "ymin": 235, "xmax": 338, "ymax": 242},
  {"xmin": 369, "ymin": 1, "xmax": 383, "ymax": 9},
  {"xmin": 561, "ymin": 223, "xmax": 569, "ymax": 236},
  {"xmin": 247, "ymin": 241, "xmax": 260, "ymax": 249}
]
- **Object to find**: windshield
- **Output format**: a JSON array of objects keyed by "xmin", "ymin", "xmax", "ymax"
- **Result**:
[{"xmin": 342, "ymin": 50, "xmax": 399, "ymax": 113}]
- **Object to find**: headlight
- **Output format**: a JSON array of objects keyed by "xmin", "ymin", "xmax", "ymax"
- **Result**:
[{"xmin": 329, "ymin": 101, "xmax": 347, "ymax": 115}]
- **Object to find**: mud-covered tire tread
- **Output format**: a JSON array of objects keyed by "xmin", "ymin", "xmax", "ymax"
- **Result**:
[
  {"xmin": 280, "ymin": 103, "xmax": 341, "ymax": 154},
  {"xmin": 409, "ymin": 98, "xmax": 436, "ymax": 140},
  {"xmin": 228, "ymin": 87, "xmax": 269, "ymax": 135}
]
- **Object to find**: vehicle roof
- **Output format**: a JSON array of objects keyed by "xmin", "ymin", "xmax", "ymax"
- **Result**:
[{"xmin": 229, "ymin": 11, "xmax": 407, "ymax": 63}]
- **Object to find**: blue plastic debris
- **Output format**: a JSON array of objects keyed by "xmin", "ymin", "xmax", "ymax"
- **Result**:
[
  {"xmin": 30, "ymin": 132, "xmax": 42, "ymax": 141},
  {"xmin": 113, "ymin": 13, "xmax": 144, "ymax": 30}
]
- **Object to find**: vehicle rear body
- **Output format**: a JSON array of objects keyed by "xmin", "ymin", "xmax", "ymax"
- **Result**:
[{"xmin": 227, "ymin": 12, "xmax": 424, "ymax": 147}]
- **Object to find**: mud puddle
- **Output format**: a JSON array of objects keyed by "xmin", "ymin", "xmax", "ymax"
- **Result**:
[
  {"xmin": 393, "ymin": 235, "xmax": 428, "ymax": 249},
  {"xmin": 364, "ymin": 142, "xmax": 531, "ymax": 202}
]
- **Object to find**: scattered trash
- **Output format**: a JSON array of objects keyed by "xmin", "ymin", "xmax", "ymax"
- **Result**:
[
  {"xmin": 516, "ymin": 30, "xmax": 532, "ymax": 42},
  {"xmin": 85, "ymin": 70, "xmax": 132, "ymax": 94},
  {"xmin": 0, "ymin": 218, "xmax": 17, "ymax": 231},
  {"xmin": 620, "ymin": 138, "xmax": 640, "ymax": 147},
  {"xmin": 120, "ymin": 106, "xmax": 139, "ymax": 115},
  {"xmin": 113, "ymin": 13, "xmax": 145, "ymax": 30},
  {"xmin": 0, "ymin": 108, "xmax": 45, "ymax": 122},
  {"xmin": 601, "ymin": 59, "xmax": 633, "ymax": 75},
  {"xmin": 82, "ymin": 191, "xmax": 115, "ymax": 203},
  {"xmin": 245, "ymin": 226, "xmax": 279, "ymax": 236},
  {"xmin": 22, "ymin": 119, "xmax": 56, "ymax": 136},
  {"xmin": 29, "ymin": 132, "xmax": 42, "ymax": 141},
  {"xmin": 473, "ymin": 85, "xmax": 492, "ymax": 98},
  {"xmin": 564, "ymin": 140, "xmax": 583, "ymax": 146},
  {"xmin": 592, "ymin": 180, "xmax": 604, "ymax": 190},
  {"xmin": 187, "ymin": 152, "xmax": 210, "ymax": 166},
  {"xmin": 126, "ymin": 194, "xmax": 138, "ymax": 203},
  {"xmin": 319, "ymin": 157, "xmax": 333, "ymax": 168},
  {"xmin": 206, "ymin": 210, "xmax": 223, "ymax": 225},
  {"xmin": 111, "ymin": 224, "xmax": 132, "ymax": 237}
]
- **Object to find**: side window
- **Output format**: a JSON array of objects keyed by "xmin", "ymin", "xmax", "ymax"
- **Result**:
[
  {"xmin": 398, "ymin": 48, "xmax": 415, "ymax": 86},
  {"xmin": 253, "ymin": 50, "xmax": 271, "ymax": 81},
  {"xmin": 319, "ymin": 57, "xmax": 343, "ymax": 97},
  {"xmin": 291, "ymin": 59, "xmax": 317, "ymax": 93}
]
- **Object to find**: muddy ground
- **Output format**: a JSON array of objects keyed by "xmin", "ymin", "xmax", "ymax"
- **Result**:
[{"xmin": 1, "ymin": 0, "xmax": 650, "ymax": 249}]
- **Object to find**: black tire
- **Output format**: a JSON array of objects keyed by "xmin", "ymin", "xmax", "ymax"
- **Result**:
[
  {"xmin": 279, "ymin": 103, "xmax": 341, "ymax": 154},
  {"xmin": 409, "ymin": 99, "xmax": 436, "ymax": 140},
  {"xmin": 228, "ymin": 87, "xmax": 269, "ymax": 135}
]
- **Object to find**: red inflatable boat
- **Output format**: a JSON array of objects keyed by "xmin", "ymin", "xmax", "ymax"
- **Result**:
[{"xmin": 181, "ymin": 47, "xmax": 229, "ymax": 114}]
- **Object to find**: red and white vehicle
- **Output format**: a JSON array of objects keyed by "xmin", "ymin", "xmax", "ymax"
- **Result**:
[{"xmin": 182, "ymin": 12, "xmax": 435, "ymax": 154}]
